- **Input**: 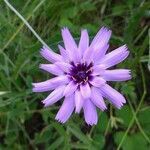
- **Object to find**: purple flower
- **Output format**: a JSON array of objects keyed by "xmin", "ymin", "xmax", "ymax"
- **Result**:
[{"xmin": 32, "ymin": 27, "xmax": 131, "ymax": 125}]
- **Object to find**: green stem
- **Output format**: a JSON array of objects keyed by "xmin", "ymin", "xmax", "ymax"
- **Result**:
[
  {"xmin": 117, "ymin": 63, "xmax": 147, "ymax": 150},
  {"xmin": 3, "ymin": 0, "xmax": 49, "ymax": 49},
  {"xmin": 128, "ymin": 99, "xmax": 150, "ymax": 143}
]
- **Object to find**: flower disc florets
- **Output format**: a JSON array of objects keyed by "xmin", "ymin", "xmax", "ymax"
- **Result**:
[{"xmin": 69, "ymin": 62, "xmax": 93, "ymax": 84}]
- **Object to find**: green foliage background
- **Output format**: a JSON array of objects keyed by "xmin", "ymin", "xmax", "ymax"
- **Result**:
[{"xmin": 0, "ymin": 0, "xmax": 149, "ymax": 149}]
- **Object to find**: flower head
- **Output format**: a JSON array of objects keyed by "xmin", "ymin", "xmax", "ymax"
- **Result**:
[{"xmin": 32, "ymin": 27, "xmax": 131, "ymax": 125}]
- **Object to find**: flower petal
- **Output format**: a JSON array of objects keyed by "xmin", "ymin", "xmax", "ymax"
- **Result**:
[
  {"xmin": 83, "ymin": 27, "xmax": 111, "ymax": 64},
  {"xmin": 99, "ymin": 84, "xmax": 126, "ymax": 109},
  {"xmin": 42, "ymin": 85, "xmax": 66, "ymax": 107},
  {"xmin": 39, "ymin": 64, "xmax": 64, "ymax": 75},
  {"xmin": 80, "ymin": 83, "xmax": 91, "ymax": 99},
  {"xmin": 93, "ymin": 44, "xmax": 109, "ymax": 63},
  {"xmin": 55, "ymin": 62, "xmax": 72, "ymax": 73},
  {"xmin": 92, "ymin": 64, "xmax": 105, "ymax": 76},
  {"xmin": 90, "ymin": 27, "xmax": 111, "ymax": 51},
  {"xmin": 75, "ymin": 90, "xmax": 84, "ymax": 113},
  {"xmin": 32, "ymin": 76, "xmax": 69, "ymax": 92},
  {"xmin": 58, "ymin": 45, "xmax": 69, "ymax": 61},
  {"xmin": 91, "ymin": 87, "xmax": 107, "ymax": 111},
  {"xmin": 61, "ymin": 27, "xmax": 80, "ymax": 62},
  {"xmin": 83, "ymin": 99, "xmax": 98, "ymax": 125},
  {"xmin": 83, "ymin": 47, "xmax": 94, "ymax": 64},
  {"xmin": 79, "ymin": 29, "xmax": 89, "ymax": 56},
  {"xmin": 89, "ymin": 77, "xmax": 106, "ymax": 87},
  {"xmin": 40, "ymin": 46, "xmax": 63, "ymax": 63},
  {"xmin": 63, "ymin": 81, "xmax": 78, "ymax": 96},
  {"xmin": 55, "ymin": 94, "xmax": 74, "ymax": 123},
  {"xmin": 102, "ymin": 69, "xmax": 131, "ymax": 81},
  {"xmin": 99, "ymin": 45, "xmax": 129, "ymax": 69}
]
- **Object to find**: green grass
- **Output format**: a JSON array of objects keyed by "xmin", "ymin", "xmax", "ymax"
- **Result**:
[{"xmin": 0, "ymin": 0, "xmax": 150, "ymax": 149}]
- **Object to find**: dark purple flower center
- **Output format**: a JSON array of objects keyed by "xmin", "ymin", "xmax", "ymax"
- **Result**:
[
  {"xmin": 69, "ymin": 62, "xmax": 93, "ymax": 84},
  {"xmin": 77, "ymin": 71, "xmax": 87, "ymax": 79}
]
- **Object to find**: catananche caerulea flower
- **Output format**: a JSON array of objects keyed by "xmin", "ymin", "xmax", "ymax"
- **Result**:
[{"xmin": 33, "ymin": 27, "xmax": 131, "ymax": 125}]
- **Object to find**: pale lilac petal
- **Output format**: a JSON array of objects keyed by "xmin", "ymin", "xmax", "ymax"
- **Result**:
[
  {"xmin": 99, "ymin": 84, "xmax": 126, "ymax": 109},
  {"xmin": 83, "ymin": 27, "xmax": 111, "ymax": 63},
  {"xmin": 61, "ymin": 28, "xmax": 80, "ymax": 62},
  {"xmin": 79, "ymin": 29, "xmax": 89, "ymax": 56},
  {"xmin": 42, "ymin": 85, "xmax": 66, "ymax": 107},
  {"xmin": 89, "ymin": 77, "xmax": 106, "ymax": 87},
  {"xmin": 90, "ymin": 27, "xmax": 111, "ymax": 51},
  {"xmin": 40, "ymin": 46, "xmax": 63, "ymax": 63},
  {"xmin": 58, "ymin": 45, "xmax": 69, "ymax": 61},
  {"xmin": 83, "ymin": 99, "xmax": 98, "ymax": 125},
  {"xmin": 61, "ymin": 28, "xmax": 77, "ymax": 51},
  {"xmin": 75, "ymin": 90, "xmax": 84, "ymax": 113},
  {"xmin": 55, "ymin": 94, "xmax": 74, "ymax": 123},
  {"xmin": 91, "ymin": 87, "xmax": 107, "ymax": 111},
  {"xmin": 32, "ymin": 83, "xmax": 55, "ymax": 92},
  {"xmin": 83, "ymin": 47, "xmax": 94, "ymax": 64},
  {"xmin": 99, "ymin": 45, "xmax": 129, "ymax": 69},
  {"xmin": 39, "ymin": 64, "xmax": 64, "ymax": 75},
  {"xmin": 63, "ymin": 81, "xmax": 78, "ymax": 96},
  {"xmin": 32, "ymin": 76, "xmax": 69, "ymax": 92},
  {"xmin": 92, "ymin": 64, "xmax": 105, "ymax": 76},
  {"xmin": 102, "ymin": 69, "xmax": 131, "ymax": 81},
  {"xmin": 80, "ymin": 83, "xmax": 91, "ymax": 99},
  {"xmin": 93, "ymin": 44, "xmax": 109, "ymax": 63},
  {"xmin": 55, "ymin": 62, "xmax": 72, "ymax": 73}
]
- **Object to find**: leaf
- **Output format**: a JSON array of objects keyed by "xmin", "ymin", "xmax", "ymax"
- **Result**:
[
  {"xmin": 115, "ymin": 132, "xmax": 149, "ymax": 150},
  {"xmin": 97, "ymin": 113, "xmax": 109, "ymax": 132},
  {"xmin": 0, "ymin": 91, "xmax": 9, "ymax": 96},
  {"xmin": 51, "ymin": 122, "xmax": 66, "ymax": 136},
  {"xmin": 61, "ymin": 7, "xmax": 78, "ymax": 19},
  {"xmin": 48, "ymin": 137, "xmax": 64, "ymax": 150},
  {"xmin": 68, "ymin": 124, "xmax": 91, "ymax": 144},
  {"xmin": 80, "ymin": 1, "xmax": 96, "ymax": 11},
  {"xmin": 138, "ymin": 109, "xmax": 150, "ymax": 135},
  {"xmin": 92, "ymin": 134, "xmax": 105, "ymax": 149},
  {"xmin": 124, "ymin": 5, "xmax": 148, "ymax": 47},
  {"xmin": 112, "ymin": 5, "xmax": 127, "ymax": 16},
  {"xmin": 59, "ymin": 18, "xmax": 74, "ymax": 28},
  {"xmin": 116, "ymin": 106, "xmax": 132, "ymax": 127}
]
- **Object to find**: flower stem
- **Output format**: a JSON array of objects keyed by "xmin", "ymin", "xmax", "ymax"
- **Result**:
[{"xmin": 4, "ymin": 0, "xmax": 49, "ymax": 48}]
